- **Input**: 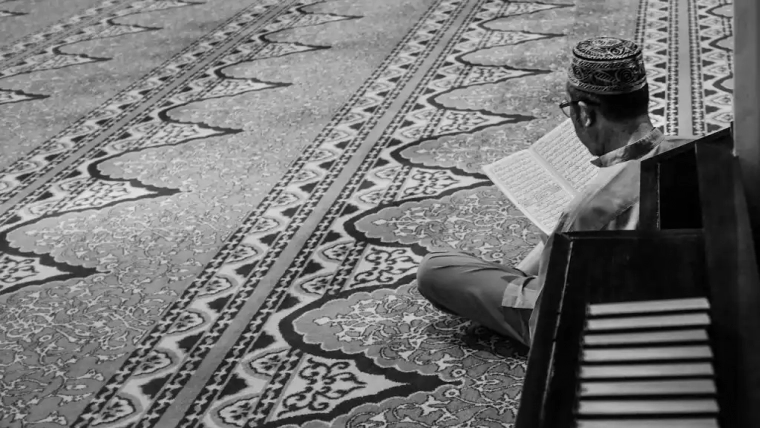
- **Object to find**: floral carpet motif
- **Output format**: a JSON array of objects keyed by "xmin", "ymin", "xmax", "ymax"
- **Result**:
[
  {"xmin": 354, "ymin": 186, "xmax": 540, "ymax": 265},
  {"xmin": 0, "ymin": 0, "xmax": 734, "ymax": 426},
  {"xmin": 283, "ymin": 280, "xmax": 527, "ymax": 427}
]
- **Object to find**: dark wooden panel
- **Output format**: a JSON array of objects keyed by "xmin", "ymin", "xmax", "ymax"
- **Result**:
[
  {"xmin": 516, "ymin": 230, "xmax": 707, "ymax": 428},
  {"xmin": 639, "ymin": 141, "xmax": 703, "ymax": 230},
  {"xmin": 639, "ymin": 153, "xmax": 662, "ymax": 230},
  {"xmin": 567, "ymin": 230, "xmax": 707, "ymax": 304},
  {"xmin": 545, "ymin": 231, "xmax": 706, "ymax": 427},
  {"xmin": 658, "ymin": 146, "xmax": 702, "ymax": 229},
  {"xmin": 514, "ymin": 234, "xmax": 572, "ymax": 428},
  {"xmin": 517, "ymin": 126, "xmax": 760, "ymax": 428},
  {"xmin": 733, "ymin": 0, "xmax": 760, "ymax": 271},
  {"xmin": 694, "ymin": 134, "xmax": 760, "ymax": 428},
  {"xmin": 730, "ymin": 156, "xmax": 760, "ymax": 426}
]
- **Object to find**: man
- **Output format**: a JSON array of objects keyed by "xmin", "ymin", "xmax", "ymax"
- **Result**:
[{"xmin": 416, "ymin": 36, "xmax": 692, "ymax": 346}]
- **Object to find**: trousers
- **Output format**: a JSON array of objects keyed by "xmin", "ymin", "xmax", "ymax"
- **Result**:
[{"xmin": 416, "ymin": 251, "xmax": 537, "ymax": 346}]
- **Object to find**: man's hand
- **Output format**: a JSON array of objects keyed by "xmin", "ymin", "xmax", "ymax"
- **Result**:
[{"xmin": 516, "ymin": 241, "xmax": 544, "ymax": 276}]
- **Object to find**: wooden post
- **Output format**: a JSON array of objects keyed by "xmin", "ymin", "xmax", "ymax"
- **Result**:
[
  {"xmin": 732, "ymin": 3, "xmax": 760, "ymax": 425},
  {"xmin": 733, "ymin": 0, "xmax": 760, "ymax": 261}
]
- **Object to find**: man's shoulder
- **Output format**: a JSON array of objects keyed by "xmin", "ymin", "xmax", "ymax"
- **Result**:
[
  {"xmin": 664, "ymin": 135, "xmax": 698, "ymax": 145},
  {"xmin": 659, "ymin": 135, "xmax": 697, "ymax": 152},
  {"xmin": 636, "ymin": 134, "xmax": 696, "ymax": 164},
  {"xmin": 560, "ymin": 135, "xmax": 697, "ymax": 233},
  {"xmin": 560, "ymin": 161, "xmax": 641, "ymax": 232}
]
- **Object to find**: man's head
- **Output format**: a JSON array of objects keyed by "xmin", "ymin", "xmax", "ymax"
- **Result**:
[{"xmin": 563, "ymin": 37, "xmax": 652, "ymax": 156}]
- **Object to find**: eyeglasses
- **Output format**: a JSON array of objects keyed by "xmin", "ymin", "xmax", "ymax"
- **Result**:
[
  {"xmin": 559, "ymin": 99, "xmax": 599, "ymax": 117},
  {"xmin": 559, "ymin": 100, "xmax": 580, "ymax": 117}
]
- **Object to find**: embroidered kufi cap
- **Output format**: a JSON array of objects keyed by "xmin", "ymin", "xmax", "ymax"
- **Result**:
[{"xmin": 568, "ymin": 37, "xmax": 647, "ymax": 95}]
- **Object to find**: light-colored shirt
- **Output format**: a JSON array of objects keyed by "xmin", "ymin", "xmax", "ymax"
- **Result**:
[{"xmin": 500, "ymin": 127, "xmax": 693, "ymax": 343}]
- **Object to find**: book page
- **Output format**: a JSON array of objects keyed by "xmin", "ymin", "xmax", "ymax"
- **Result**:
[
  {"xmin": 530, "ymin": 119, "xmax": 598, "ymax": 194},
  {"xmin": 483, "ymin": 150, "xmax": 574, "ymax": 234}
]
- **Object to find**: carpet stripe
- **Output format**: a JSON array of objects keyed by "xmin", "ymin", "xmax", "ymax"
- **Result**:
[
  {"xmin": 171, "ymin": 0, "xmax": 554, "ymax": 426},
  {"xmin": 0, "ymin": 0, "xmax": 135, "ymax": 63},
  {"xmin": 69, "ymin": 0, "xmax": 474, "ymax": 426},
  {"xmin": 0, "ymin": 0, "xmax": 281, "ymax": 209}
]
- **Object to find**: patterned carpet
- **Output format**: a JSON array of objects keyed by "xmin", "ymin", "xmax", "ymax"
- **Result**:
[{"xmin": 0, "ymin": 0, "xmax": 734, "ymax": 427}]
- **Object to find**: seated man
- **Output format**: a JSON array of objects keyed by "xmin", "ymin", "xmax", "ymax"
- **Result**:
[{"xmin": 416, "ymin": 36, "xmax": 691, "ymax": 346}]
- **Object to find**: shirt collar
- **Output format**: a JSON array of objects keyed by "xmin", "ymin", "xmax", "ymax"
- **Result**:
[{"xmin": 591, "ymin": 128, "xmax": 665, "ymax": 168}]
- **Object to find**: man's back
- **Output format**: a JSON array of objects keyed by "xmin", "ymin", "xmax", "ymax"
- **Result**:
[{"xmin": 560, "ymin": 135, "xmax": 695, "ymax": 234}]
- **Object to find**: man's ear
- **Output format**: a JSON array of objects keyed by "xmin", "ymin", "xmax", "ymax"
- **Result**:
[{"xmin": 576, "ymin": 101, "xmax": 595, "ymax": 127}]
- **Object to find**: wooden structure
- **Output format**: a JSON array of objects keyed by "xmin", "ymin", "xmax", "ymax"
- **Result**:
[
  {"xmin": 516, "ymin": 130, "xmax": 760, "ymax": 427},
  {"xmin": 733, "ymin": 0, "xmax": 760, "ymax": 264}
]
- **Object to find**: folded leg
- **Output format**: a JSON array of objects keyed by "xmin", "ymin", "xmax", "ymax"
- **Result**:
[{"xmin": 416, "ymin": 251, "xmax": 535, "ymax": 346}]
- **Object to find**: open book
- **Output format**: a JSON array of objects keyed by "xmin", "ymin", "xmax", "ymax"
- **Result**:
[{"xmin": 482, "ymin": 119, "xmax": 598, "ymax": 235}]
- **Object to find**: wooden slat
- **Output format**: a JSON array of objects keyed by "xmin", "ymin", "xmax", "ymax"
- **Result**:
[
  {"xmin": 587, "ymin": 298, "xmax": 709, "ymax": 316},
  {"xmin": 580, "ymin": 363, "xmax": 714, "ymax": 379},
  {"xmin": 583, "ymin": 329, "xmax": 708, "ymax": 346},
  {"xmin": 586, "ymin": 313, "xmax": 710, "ymax": 331},
  {"xmin": 580, "ymin": 379, "xmax": 716, "ymax": 396},
  {"xmin": 577, "ymin": 399, "xmax": 719, "ymax": 415},
  {"xmin": 583, "ymin": 346, "xmax": 712, "ymax": 362},
  {"xmin": 577, "ymin": 419, "xmax": 718, "ymax": 428}
]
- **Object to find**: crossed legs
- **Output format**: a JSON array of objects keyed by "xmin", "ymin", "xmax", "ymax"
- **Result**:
[{"xmin": 416, "ymin": 251, "xmax": 535, "ymax": 346}]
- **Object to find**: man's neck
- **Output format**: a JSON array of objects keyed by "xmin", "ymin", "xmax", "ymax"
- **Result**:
[{"xmin": 601, "ymin": 118, "xmax": 655, "ymax": 154}]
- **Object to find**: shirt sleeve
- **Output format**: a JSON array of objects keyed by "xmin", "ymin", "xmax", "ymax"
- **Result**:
[{"xmin": 501, "ymin": 275, "xmax": 540, "ymax": 309}]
